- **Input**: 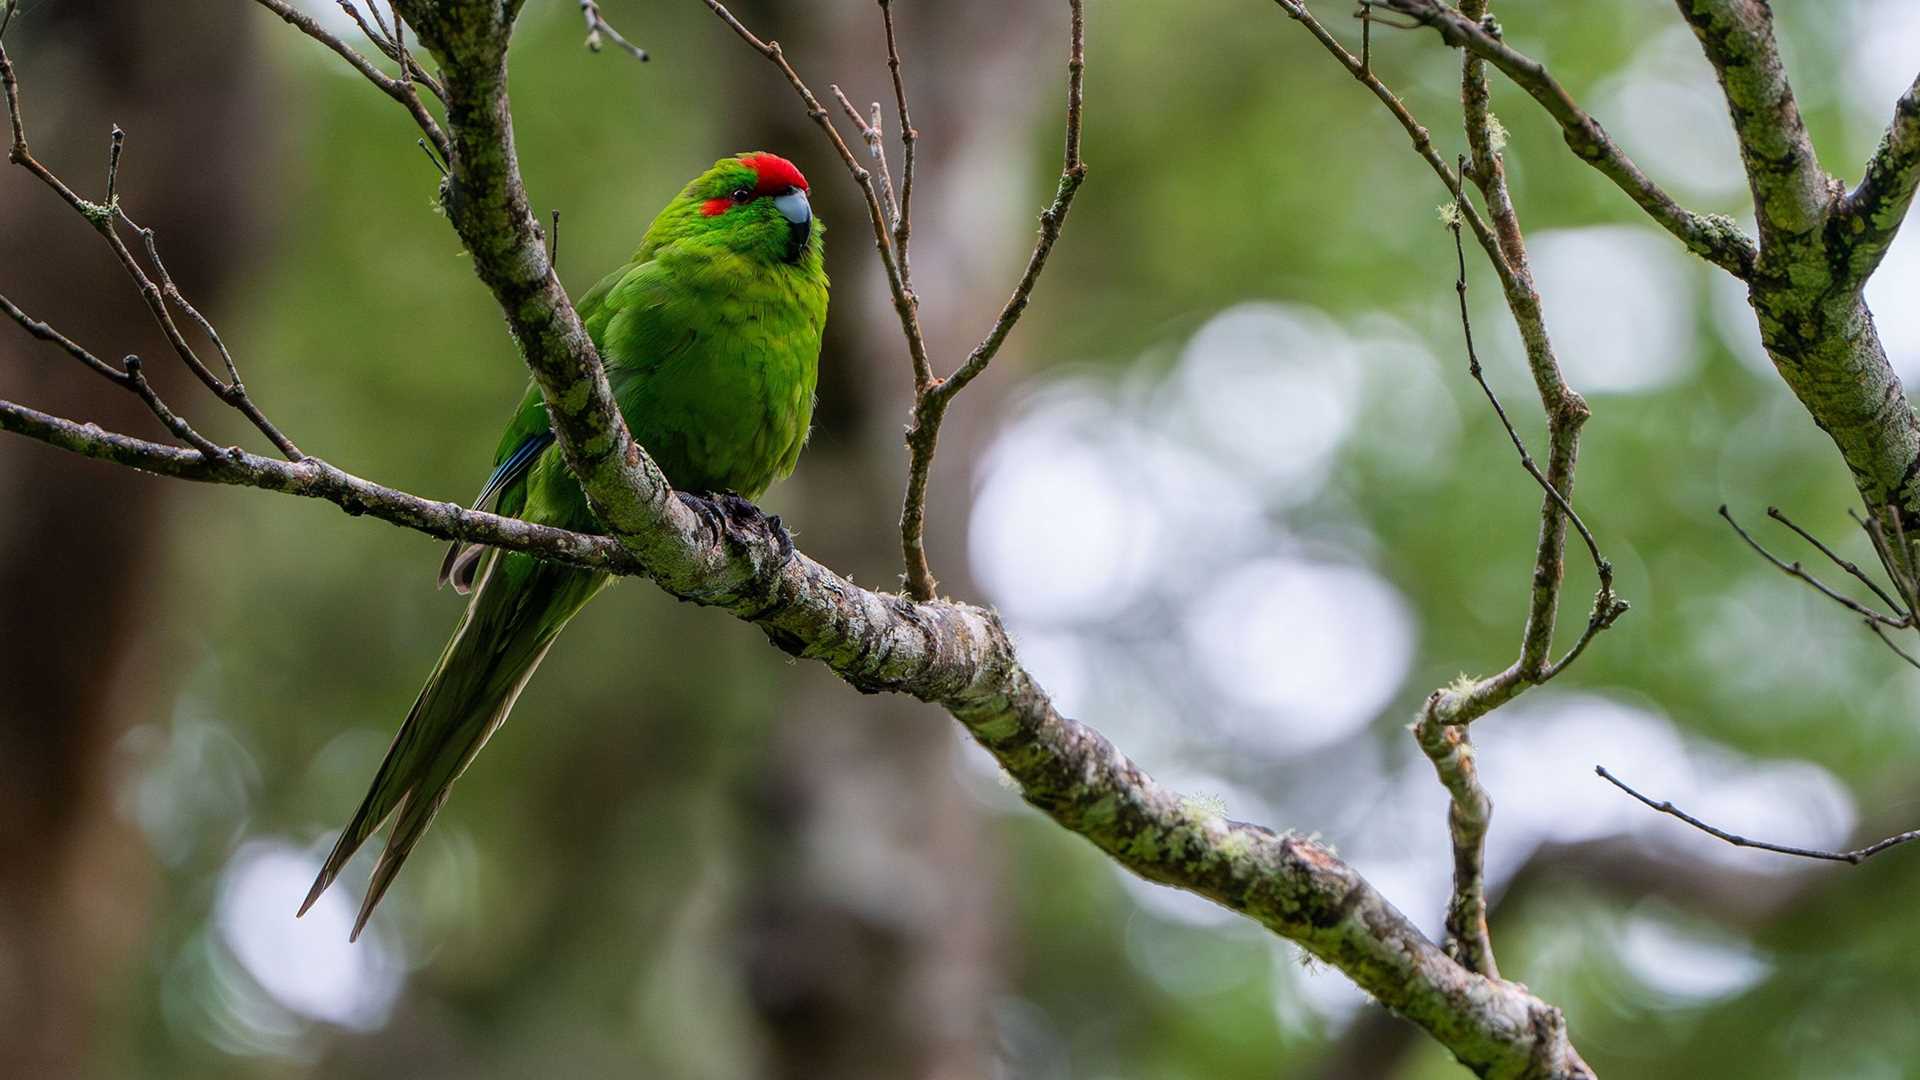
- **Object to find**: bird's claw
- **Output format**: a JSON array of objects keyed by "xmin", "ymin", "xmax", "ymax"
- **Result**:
[
  {"xmin": 765, "ymin": 512, "xmax": 795, "ymax": 563},
  {"xmin": 680, "ymin": 490, "xmax": 795, "ymax": 565}
]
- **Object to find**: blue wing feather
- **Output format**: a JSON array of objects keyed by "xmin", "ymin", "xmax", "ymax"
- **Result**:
[{"xmin": 436, "ymin": 430, "xmax": 555, "ymax": 592}]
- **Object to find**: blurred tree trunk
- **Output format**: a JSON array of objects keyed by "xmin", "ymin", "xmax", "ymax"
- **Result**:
[
  {"xmin": 0, "ymin": 5, "xmax": 265, "ymax": 1075},
  {"xmin": 726, "ymin": 2, "xmax": 1060, "ymax": 1076}
]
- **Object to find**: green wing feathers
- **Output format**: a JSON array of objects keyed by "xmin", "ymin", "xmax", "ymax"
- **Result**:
[{"xmin": 301, "ymin": 552, "xmax": 608, "ymax": 940}]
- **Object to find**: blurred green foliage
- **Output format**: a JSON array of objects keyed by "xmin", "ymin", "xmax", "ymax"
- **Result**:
[{"xmin": 34, "ymin": 1, "xmax": 1920, "ymax": 1077}]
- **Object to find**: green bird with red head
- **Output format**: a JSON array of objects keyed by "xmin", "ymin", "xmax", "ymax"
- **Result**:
[{"xmin": 301, "ymin": 152, "xmax": 828, "ymax": 939}]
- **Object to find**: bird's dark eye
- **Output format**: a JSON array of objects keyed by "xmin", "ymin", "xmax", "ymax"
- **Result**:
[{"xmin": 730, "ymin": 186, "xmax": 754, "ymax": 203}]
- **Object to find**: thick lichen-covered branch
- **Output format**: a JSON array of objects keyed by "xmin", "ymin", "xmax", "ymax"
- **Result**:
[
  {"xmin": 1837, "ymin": 71, "xmax": 1920, "ymax": 285},
  {"xmin": 1670, "ymin": 0, "xmax": 1831, "ymax": 244},
  {"xmin": 1666, "ymin": 0, "xmax": 1920, "ymax": 587}
]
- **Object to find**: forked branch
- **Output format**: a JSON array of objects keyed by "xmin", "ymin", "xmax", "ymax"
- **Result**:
[
  {"xmin": 1378, "ymin": 0, "xmax": 1756, "ymax": 276},
  {"xmin": 704, "ymin": 0, "xmax": 1085, "ymax": 601},
  {"xmin": 1837, "ymin": 71, "xmax": 1920, "ymax": 285},
  {"xmin": 0, "ymin": 26, "xmax": 302, "ymax": 460}
]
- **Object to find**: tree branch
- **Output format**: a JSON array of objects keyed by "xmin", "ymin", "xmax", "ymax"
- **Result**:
[
  {"xmin": 881, "ymin": 0, "xmax": 917, "ymax": 287},
  {"xmin": 1378, "ymin": 0, "xmax": 1758, "ymax": 277},
  {"xmin": 1274, "ymin": 0, "xmax": 1625, "ymax": 729},
  {"xmin": 1647, "ymin": 0, "xmax": 1920, "ymax": 591},
  {"xmin": 1, "ymin": 26, "xmax": 303, "ymax": 460},
  {"xmin": 899, "ymin": 0, "xmax": 1085, "ymax": 599},
  {"xmin": 1277, "ymin": 5, "xmax": 1618, "ymax": 1043},
  {"xmin": 1596, "ymin": 766, "xmax": 1920, "ymax": 865},
  {"xmin": 1835, "ymin": 70, "xmax": 1920, "ymax": 286},
  {"xmin": 249, "ymin": 0, "xmax": 449, "ymax": 161},
  {"xmin": 579, "ymin": 0, "xmax": 648, "ymax": 62},
  {"xmin": 1668, "ymin": 0, "xmax": 1832, "ymax": 244}
]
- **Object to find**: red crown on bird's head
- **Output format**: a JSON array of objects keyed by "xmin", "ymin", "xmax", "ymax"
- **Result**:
[{"xmin": 739, "ymin": 152, "xmax": 809, "ymax": 195}]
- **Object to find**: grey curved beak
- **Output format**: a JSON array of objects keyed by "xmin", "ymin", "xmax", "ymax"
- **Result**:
[{"xmin": 773, "ymin": 187, "xmax": 811, "ymax": 257}]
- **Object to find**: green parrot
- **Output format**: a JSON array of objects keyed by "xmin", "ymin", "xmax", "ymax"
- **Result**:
[{"xmin": 300, "ymin": 152, "xmax": 827, "ymax": 940}]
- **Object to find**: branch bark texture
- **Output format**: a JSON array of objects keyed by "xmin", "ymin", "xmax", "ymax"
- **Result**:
[{"xmin": 0, "ymin": 3, "xmax": 1598, "ymax": 1074}]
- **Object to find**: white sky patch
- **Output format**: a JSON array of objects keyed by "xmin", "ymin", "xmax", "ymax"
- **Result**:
[
  {"xmin": 1345, "ymin": 317, "xmax": 1462, "ymax": 482},
  {"xmin": 289, "ymin": 0, "xmax": 366, "ymax": 37},
  {"xmin": 215, "ymin": 840, "xmax": 404, "ymax": 1031},
  {"xmin": 1618, "ymin": 910, "xmax": 1771, "ymax": 1003},
  {"xmin": 1864, "ymin": 225, "xmax": 1920, "ymax": 385},
  {"xmin": 1170, "ymin": 304, "xmax": 1363, "ymax": 504},
  {"xmin": 1528, "ymin": 226, "xmax": 1697, "ymax": 394},
  {"xmin": 1182, "ymin": 557, "xmax": 1415, "ymax": 756},
  {"xmin": 1846, "ymin": 1, "xmax": 1920, "ymax": 118},
  {"xmin": 1597, "ymin": 27, "xmax": 1749, "ymax": 204},
  {"xmin": 968, "ymin": 390, "xmax": 1165, "ymax": 624}
]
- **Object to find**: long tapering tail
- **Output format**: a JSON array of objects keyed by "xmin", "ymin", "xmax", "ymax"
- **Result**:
[{"xmin": 300, "ymin": 550, "xmax": 608, "ymax": 940}]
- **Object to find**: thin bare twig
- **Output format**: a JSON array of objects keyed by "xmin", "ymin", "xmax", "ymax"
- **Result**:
[
  {"xmin": 1768, "ymin": 505, "xmax": 1910, "ymax": 617},
  {"xmin": 1359, "ymin": 0, "xmax": 1373, "ymax": 75},
  {"xmin": 0, "ymin": 292, "xmax": 131, "ymax": 385},
  {"xmin": 0, "ymin": 290, "xmax": 223, "ymax": 457},
  {"xmin": 580, "ymin": 0, "xmax": 648, "ymax": 62},
  {"xmin": 1866, "ymin": 620, "xmax": 1920, "ymax": 670},
  {"xmin": 1596, "ymin": 766, "xmax": 1920, "ymax": 865},
  {"xmin": 250, "ymin": 0, "xmax": 450, "ymax": 160},
  {"xmin": 1446, "ymin": 213, "xmax": 1624, "ymax": 675},
  {"xmin": 120, "ymin": 355, "xmax": 226, "ymax": 459},
  {"xmin": 1378, "ymin": 0, "xmax": 1757, "ymax": 277},
  {"xmin": 105, "ymin": 124, "xmax": 123, "ymax": 204},
  {"xmin": 417, "ymin": 136, "xmax": 449, "ymax": 177},
  {"xmin": 1452, "ymin": 227, "xmax": 1601, "ymax": 573},
  {"xmin": 935, "ymin": 29, "xmax": 1085, "ymax": 407},
  {"xmin": 829, "ymin": 86, "xmax": 897, "ymax": 226},
  {"xmin": 895, "ymin": 0, "xmax": 1086, "ymax": 600},
  {"xmin": 119, "ymin": 207, "xmax": 246, "ymax": 387},
  {"xmin": 1719, "ymin": 506, "xmax": 1907, "ymax": 627},
  {"xmin": 338, "ymin": 1, "xmax": 391, "ymax": 55},
  {"xmin": 1853, "ymin": 508, "xmax": 1920, "ymax": 614},
  {"xmin": 0, "ymin": 31, "xmax": 303, "ymax": 459},
  {"xmin": 348, "ymin": 0, "xmax": 447, "ymax": 103},
  {"xmin": 880, "ymin": 0, "xmax": 917, "ymax": 287}
]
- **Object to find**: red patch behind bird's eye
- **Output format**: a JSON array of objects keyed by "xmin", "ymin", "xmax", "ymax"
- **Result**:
[
  {"xmin": 738, "ymin": 152, "xmax": 808, "ymax": 195},
  {"xmin": 701, "ymin": 197, "xmax": 731, "ymax": 217}
]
